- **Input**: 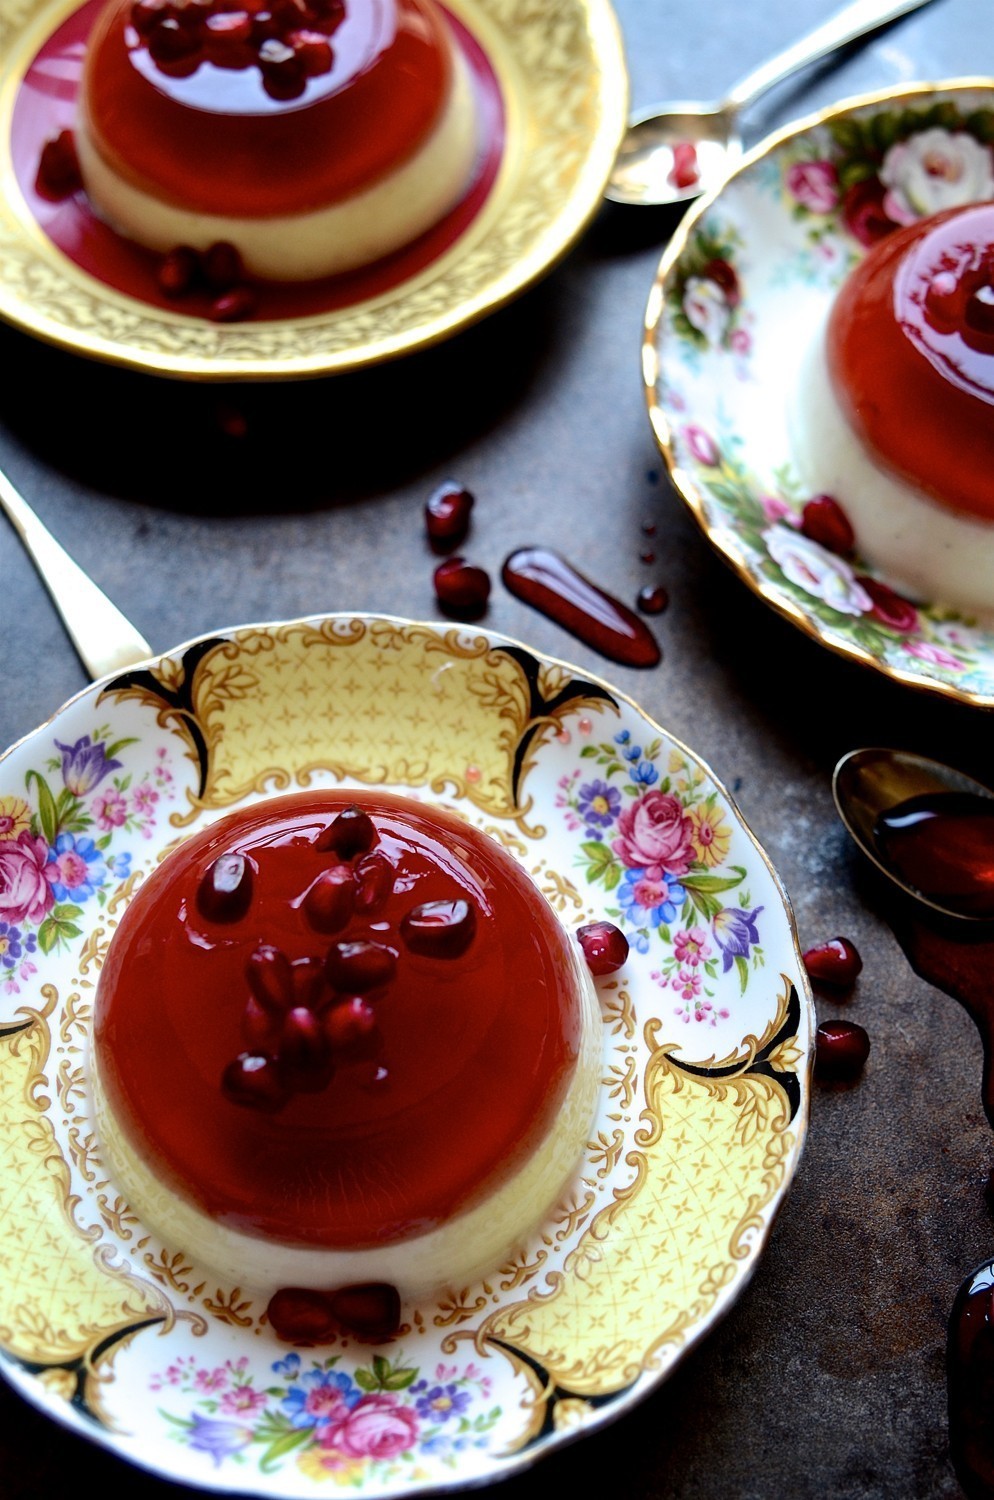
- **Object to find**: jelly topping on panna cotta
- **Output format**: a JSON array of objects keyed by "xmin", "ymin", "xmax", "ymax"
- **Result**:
[
  {"xmin": 790, "ymin": 201, "xmax": 994, "ymax": 617},
  {"xmin": 75, "ymin": 0, "xmax": 479, "ymax": 280},
  {"xmin": 90, "ymin": 792, "xmax": 601, "ymax": 1298}
]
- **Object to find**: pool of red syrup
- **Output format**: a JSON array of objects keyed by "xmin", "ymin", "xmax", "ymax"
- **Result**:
[
  {"xmin": 827, "ymin": 202, "xmax": 994, "ymax": 521},
  {"xmin": 10, "ymin": 0, "xmax": 504, "ymax": 320},
  {"xmin": 93, "ymin": 791, "xmax": 584, "ymax": 1247}
]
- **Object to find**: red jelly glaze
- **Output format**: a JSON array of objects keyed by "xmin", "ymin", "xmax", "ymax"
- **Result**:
[
  {"xmin": 80, "ymin": 0, "xmax": 453, "ymax": 217},
  {"xmin": 93, "ymin": 791, "xmax": 584, "ymax": 1248},
  {"xmin": 827, "ymin": 202, "xmax": 994, "ymax": 521},
  {"xmin": 502, "ymin": 547, "xmax": 661, "ymax": 669}
]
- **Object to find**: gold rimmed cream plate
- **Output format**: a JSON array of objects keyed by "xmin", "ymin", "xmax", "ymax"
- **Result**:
[
  {"xmin": 0, "ymin": 612, "xmax": 812, "ymax": 1494},
  {"xmin": 0, "ymin": 0, "xmax": 627, "ymax": 379},
  {"xmin": 644, "ymin": 80, "xmax": 994, "ymax": 708}
]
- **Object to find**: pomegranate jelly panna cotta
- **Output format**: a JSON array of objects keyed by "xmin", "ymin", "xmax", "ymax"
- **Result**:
[
  {"xmin": 90, "ymin": 791, "xmax": 602, "ymax": 1299},
  {"xmin": 74, "ymin": 0, "xmax": 480, "ymax": 281},
  {"xmin": 790, "ymin": 201, "xmax": 994, "ymax": 619}
]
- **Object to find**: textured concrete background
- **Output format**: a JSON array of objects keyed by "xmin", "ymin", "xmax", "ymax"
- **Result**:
[{"xmin": 2, "ymin": 0, "xmax": 993, "ymax": 1494}]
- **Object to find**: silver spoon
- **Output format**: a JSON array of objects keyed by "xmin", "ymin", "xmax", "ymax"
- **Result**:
[
  {"xmin": 605, "ymin": 0, "xmax": 940, "ymax": 208},
  {"xmin": 0, "ymin": 464, "xmax": 152, "ymax": 680},
  {"xmin": 833, "ymin": 746, "xmax": 994, "ymax": 925}
]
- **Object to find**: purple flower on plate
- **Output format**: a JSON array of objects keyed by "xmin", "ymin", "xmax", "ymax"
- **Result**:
[
  {"xmin": 577, "ymin": 779, "xmax": 621, "ymax": 830},
  {"xmin": 185, "ymin": 1415, "xmax": 253, "ymax": 1466},
  {"xmin": 55, "ymin": 736, "xmax": 121, "ymax": 797},
  {"xmin": 0, "ymin": 920, "xmax": 35, "ymax": 970},
  {"xmin": 282, "ymin": 1367, "xmax": 361, "ymax": 1431},
  {"xmin": 712, "ymin": 906, "xmax": 764, "ymax": 972},
  {"xmin": 411, "ymin": 1381, "xmax": 472, "ymax": 1424}
]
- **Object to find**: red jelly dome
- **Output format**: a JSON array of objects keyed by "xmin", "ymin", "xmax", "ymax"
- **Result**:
[
  {"xmin": 827, "ymin": 200, "xmax": 994, "ymax": 522},
  {"xmin": 91, "ymin": 791, "xmax": 597, "ymax": 1288},
  {"xmin": 79, "ymin": 0, "xmax": 453, "ymax": 217}
]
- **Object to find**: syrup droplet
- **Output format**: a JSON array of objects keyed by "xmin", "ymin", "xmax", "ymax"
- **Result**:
[
  {"xmin": 502, "ymin": 547, "xmax": 661, "ymax": 668},
  {"xmin": 874, "ymin": 790, "xmax": 994, "ymax": 919},
  {"xmin": 637, "ymin": 584, "xmax": 668, "ymax": 616}
]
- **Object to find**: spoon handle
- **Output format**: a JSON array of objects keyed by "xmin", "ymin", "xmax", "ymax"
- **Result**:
[
  {"xmin": 721, "ymin": 0, "xmax": 938, "ymax": 115},
  {"xmin": 0, "ymin": 465, "xmax": 153, "ymax": 681}
]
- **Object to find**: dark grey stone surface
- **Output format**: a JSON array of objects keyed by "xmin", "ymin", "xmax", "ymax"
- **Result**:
[{"xmin": 2, "ymin": 0, "xmax": 993, "ymax": 1494}]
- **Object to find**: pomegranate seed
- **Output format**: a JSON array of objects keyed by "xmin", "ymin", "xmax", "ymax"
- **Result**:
[
  {"xmin": 35, "ymin": 130, "xmax": 82, "ymax": 200},
  {"xmin": 966, "ymin": 285, "xmax": 994, "ymax": 337},
  {"xmin": 577, "ymin": 920, "xmax": 629, "ymax": 975},
  {"xmin": 250, "ymin": 6, "xmax": 280, "ymax": 38},
  {"xmin": 803, "ymin": 937, "xmax": 863, "ymax": 989},
  {"xmin": 315, "ymin": 805, "xmax": 376, "ymax": 858},
  {"xmin": 433, "ymin": 557, "xmax": 491, "ymax": 619},
  {"xmin": 324, "ymin": 996, "xmax": 378, "ymax": 1056},
  {"xmin": 814, "ymin": 1019, "xmax": 870, "ymax": 1081},
  {"xmin": 196, "ymin": 852, "xmax": 254, "ymax": 922},
  {"xmin": 204, "ymin": 9, "xmax": 254, "ymax": 64},
  {"xmin": 924, "ymin": 269, "xmax": 964, "ymax": 332},
  {"xmin": 354, "ymin": 851, "xmax": 395, "ymax": 912},
  {"xmin": 280, "ymin": 1006, "xmax": 333, "ymax": 1089},
  {"xmin": 157, "ymin": 244, "xmax": 200, "ymax": 298},
  {"xmin": 400, "ymin": 898, "xmax": 477, "ymax": 959},
  {"xmin": 246, "ymin": 944, "xmax": 294, "ymax": 1011},
  {"xmin": 302, "ymin": 865, "xmax": 355, "ymax": 933},
  {"xmin": 329, "ymin": 1282, "xmax": 401, "ymax": 1340},
  {"xmin": 147, "ymin": 15, "xmax": 202, "ymax": 64},
  {"xmin": 425, "ymin": 481, "xmax": 474, "ymax": 554},
  {"xmin": 668, "ymin": 141, "xmax": 699, "ymax": 189},
  {"xmin": 221, "ymin": 1052, "xmax": 290, "ymax": 1111},
  {"xmin": 857, "ymin": 575, "xmax": 919, "ymax": 633},
  {"xmin": 242, "ymin": 994, "xmax": 283, "ymax": 1051},
  {"xmin": 267, "ymin": 1286, "xmax": 336, "ymax": 1343},
  {"xmin": 131, "ymin": 0, "xmax": 175, "ymax": 38},
  {"xmin": 210, "ymin": 285, "xmax": 258, "ymax": 322},
  {"xmin": 214, "ymin": 399, "xmax": 249, "ymax": 439},
  {"xmin": 259, "ymin": 36, "xmax": 306, "ymax": 97},
  {"xmin": 291, "ymin": 956, "xmax": 327, "ymax": 1011},
  {"xmin": 325, "ymin": 940, "xmax": 396, "ymax": 992},
  {"xmin": 637, "ymin": 584, "xmax": 668, "ymax": 615},
  {"xmin": 289, "ymin": 28, "xmax": 333, "ymax": 73},
  {"xmin": 800, "ymin": 495, "xmax": 855, "ymax": 556},
  {"xmin": 203, "ymin": 240, "xmax": 244, "ymax": 291}
]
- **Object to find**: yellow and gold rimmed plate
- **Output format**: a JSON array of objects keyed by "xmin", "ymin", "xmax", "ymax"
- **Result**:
[
  {"xmin": 0, "ymin": 0, "xmax": 627, "ymax": 380},
  {"xmin": 0, "ymin": 612, "xmax": 813, "ymax": 1494},
  {"xmin": 643, "ymin": 80, "xmax": 994, "ymax": 709}
]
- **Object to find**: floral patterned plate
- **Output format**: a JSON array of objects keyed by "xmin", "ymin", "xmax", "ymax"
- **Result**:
[
  {"xmin": 0, "ymin": 613, "xmax": 813, "ymax": 1495},
  {"xmin": 644, "ymin": 79, "xmax": 994, "ymax": 708}
]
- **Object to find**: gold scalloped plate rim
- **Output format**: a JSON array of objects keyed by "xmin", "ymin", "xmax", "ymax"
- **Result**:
[
  {"xmin": 0, "ymin": 611, "xmax": 815, "ymax": 1496},
  {"xmin": 643, "ymin": 76, "xmax": 994, "ymax": 712},
  {"xmin": 0, "ymin": 0, "xmax": 628, "ymax": 380}
]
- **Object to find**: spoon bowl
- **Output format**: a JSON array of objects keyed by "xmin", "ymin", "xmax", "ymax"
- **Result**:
[
  {"xmin": 604, "ymin": 0, "xmax": 940, "ymax": 208},
  {"xmin": 606, "ymin": 102, "xmax": 741, "ymax": 208},
  {"xmin": 833, "ymin": 747, "xmax": 994, "ymax": 924}
]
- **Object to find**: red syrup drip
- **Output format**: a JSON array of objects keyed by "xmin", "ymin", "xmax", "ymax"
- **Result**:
[
  {"xmin": 501, "ymin": 547, "xmax": 661, "ymax": 668},
  {"xmin": 874, "ymin": 791, "xmax": 994, "ymax": 920},
  {"xmin": 867, "ymin": 789, "xmax": 994, "ymax": 1497}
]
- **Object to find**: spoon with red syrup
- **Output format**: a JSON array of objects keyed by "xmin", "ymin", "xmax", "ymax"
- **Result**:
[{"xmin": 833, "ymin": 747, "xmax": 994, "ymax": 1499}]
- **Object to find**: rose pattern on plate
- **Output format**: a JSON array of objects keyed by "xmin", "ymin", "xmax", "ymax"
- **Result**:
[
  {"xmin": 0, "ymin": 729, "xmax": 173, "ymax": 983},
  {"xmin": 557, "ymin": 734, "xmax": 762, "ymax": 1017},
  {"xmin": 659, "ymin": 98, "xmax": 994, "ymax": 695},
  {"xmin": 152, "ymin": 1351, "xmax": 499, "ymax": 1481}
]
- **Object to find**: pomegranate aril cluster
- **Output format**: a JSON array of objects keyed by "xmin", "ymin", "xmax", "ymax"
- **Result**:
[
  {"xmin": 129, "ymin": 0, "xmax": 346, "ymax": 98},
  {"xmin": 206, "ymin": 804, "xmax": 482, "ymax": 1112},
  {"xmin": 156, "ymin": 240, "xmax": 259, "ymax": 322},
  {"xmin": 267, "ymin": 1279, "xmax": 401, "ymax": 1343}
]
